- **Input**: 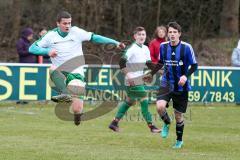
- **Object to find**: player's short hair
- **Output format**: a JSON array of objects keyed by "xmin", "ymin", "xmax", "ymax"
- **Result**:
[
  {"xmin": 133, "ymin": 26, "xmax": 146, "ymax": 35},
  {"xmin": 57, "ymin": 11, "xmax": 72, "ymax": 22},
  {"xmin": 167, "ymin": 22, "xmax": 181, "ymax": 32}
]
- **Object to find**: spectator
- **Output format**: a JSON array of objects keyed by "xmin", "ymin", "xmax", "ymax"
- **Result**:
[
  {"xmin": 16, "ymin": 27, "xmax": 37, "ymax": 63},
  {"xmin": 231, "ymin": 40, "xmax": 240, "ymax": 105},
  {"xmin": 16, "ymin": 27, "xmax": 36, "ymax": 105},
  {"xmin": 231, "ymin": 40, "xmax": 240, "ymax": 67},
  {"xmin": 36, "ymin": 27, "xmax": 51, "ymax": 64},
  {"xmin": 38, "ymin": 27, "xmax": 47, "ymax": 37},
  {"xmin": 149, "ymin": 26, "xmax": 167, "ymax": 64}
]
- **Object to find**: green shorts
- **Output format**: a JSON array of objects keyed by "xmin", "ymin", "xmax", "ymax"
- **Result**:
[
  {"xmin": 61, "ymin": 71, "xmax": 85, "ymax": 86},
  {"xmin": 126, "ymin": 85, "xmax": 147, "ymax": 100}
]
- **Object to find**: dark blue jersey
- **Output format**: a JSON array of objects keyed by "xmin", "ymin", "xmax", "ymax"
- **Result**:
[{"xmin": 159, "ymin": 41, "xmax": 197, "ymax": 91}]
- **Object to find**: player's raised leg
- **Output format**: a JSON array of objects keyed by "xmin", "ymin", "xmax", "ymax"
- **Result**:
[
  {"xmin": 71, "ymin": 98, "xmax": 84, "ymax": 126},
  {"xmin": 66, "ymin": 74, "xmax": 86, "ymax": 125},
  {"xmin": 49, "ymin": 68, "xmax": 72, "ymax": 103}
]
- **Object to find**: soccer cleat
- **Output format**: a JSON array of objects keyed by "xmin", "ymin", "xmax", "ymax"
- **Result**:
[
  {"xmin": 172, "ymin": 140, "xmax": 184, "ymax": 149},
  {"xmin": 109, "ymin": 120, "xmax": 119, "ymax": 132},
  {"xmin": 148, "ymin": 123, "xmax": 161, "ymax": 133},
  {"xmin": 74, "ymin": 113, "xmax": 82, "ymax": 126},
  {"xmin": 51, "ymin": 94, "xmax": 72, "ymax": 103},
  {"xmin": 161, "ymin": 123, "xmax": 170, "ymax": 138}
]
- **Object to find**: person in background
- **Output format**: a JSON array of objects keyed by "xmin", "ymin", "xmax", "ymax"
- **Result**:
[
  {"xmin": 36, "ymin": 27, "xmax": 51, "ymax": 64},
  {"xmin": 16, "ymin": 27, "xmax": 36, "ymax": 104},
  {"xmin": 16, "ymin": 27, "xmax": 37, "ymax": 63},
  {"xmin": 231, "ymin": 40, "xmax": 240, "ymax": 105},
  {"xmin": 39, "ymin": 27, "xmax": 48, "ymax": 37},
  {"xmin": 149, "ymin": 26, "xmax": 167, "ymax": 64},
  {"xmin": 231, "ymin": 40, "xmax": 240, "ymax": 67}
]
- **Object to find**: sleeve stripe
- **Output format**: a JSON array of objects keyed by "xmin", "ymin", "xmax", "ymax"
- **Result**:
[
  {"xmin": 189, "ymin": 45, "xmax": 197, "ymax": 63},
  {"xmin": 182, "ymin": 41, "xmax": 197, "ymax": 63}
]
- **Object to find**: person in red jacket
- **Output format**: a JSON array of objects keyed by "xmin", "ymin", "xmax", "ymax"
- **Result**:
[{"xmin": 149, "ymin": 26, "xmax": 167, "ymax": 63}]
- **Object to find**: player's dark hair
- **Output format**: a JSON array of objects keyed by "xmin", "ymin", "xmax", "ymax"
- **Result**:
[
  {"xmin": 57, "ymin": 11, "xmax": 71, "ymax": 22},
  {"xmin": 133, "ymin": 26, "xmax": 145, "ymax": 35},
  {"xmin": 167, "ymin": 22, "xmax": 181, "ymax": 32}
]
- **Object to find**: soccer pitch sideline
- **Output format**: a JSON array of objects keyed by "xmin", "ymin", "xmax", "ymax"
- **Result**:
[{"xmin": 0, "ymin": 102, "xmax": 239, "ymax": 160}]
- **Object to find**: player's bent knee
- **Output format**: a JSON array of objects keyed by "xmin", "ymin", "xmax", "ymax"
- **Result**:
[
  {"xmin": 126, "ymin": 97, "xmax": 136, "ymax": 106},
  {"xmin": 67, "ymin": 79, "xmax": 86, "ymax": 97},
  {"xmin": 156, "ymin": 100, "xmax": 167, "ymax": 111},
  {"xmin": 174, "ymin": 111, "xmax": 184, "ymax": 122},
  {"xmin": 125, "ymin": 100, "xmax": 136, "ymax": 106},
  {"xmin": 49, "ymin": 65, "xmax": 57, "ymax": 71},
  {"xmin": 140, "ymin": 97, "xmax": 148, "ymax": 101}
]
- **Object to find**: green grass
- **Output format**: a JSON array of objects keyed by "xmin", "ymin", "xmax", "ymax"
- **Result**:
[{"xmin": 0, "ymin": 102, "xmax": 239, "ymax": 160}]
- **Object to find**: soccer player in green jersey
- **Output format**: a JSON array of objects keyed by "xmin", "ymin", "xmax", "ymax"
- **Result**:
[
  {"xmin": 29, "ymin": 11, "xmax": 125, "ymax": 125},
  {"xmin": 109, "ymin": 27, "xmax": 161, "ymax": 133}
]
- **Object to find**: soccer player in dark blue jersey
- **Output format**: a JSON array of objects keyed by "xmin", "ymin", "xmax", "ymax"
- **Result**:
[{"xmin": 144, "ymin": 22, "xmax": 198, "ymax": 148}]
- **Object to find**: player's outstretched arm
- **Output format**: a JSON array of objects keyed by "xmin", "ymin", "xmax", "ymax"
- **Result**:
[
  {"xmin": 143, "ymin": 61, "xmax": 163, "ymax": 83},
  {"xmin": 146, "ymin": 60, "xmax": 157, "ymax": 70},
  {"xmin": 90, "ymin": 34, "xmax": 125, "ymax": 49},
  {"xmin": 149, "ymin": 61, "xmax": 163, "ymax": 76},
  {"xmin": 29, "ymin": 43, "xmax": 57, "ymax": 58},
  {"xmin": 29, "ymin": 42, "xmax": 51, "ymax": 55}
]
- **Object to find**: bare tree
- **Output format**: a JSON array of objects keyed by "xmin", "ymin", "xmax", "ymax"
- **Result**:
[
  {"xmin": 9, "ymin": 0, "xmax": 21, "ymax": 46},
  {"xmin": 156, "ymin": 0, "xmax": 162, "ymax": 26},
  {"xmin": 116, "ymin": 1, "xmax": 122, "ymax": 36}
]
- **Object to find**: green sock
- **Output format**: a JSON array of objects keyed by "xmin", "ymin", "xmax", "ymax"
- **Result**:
[
  {"xmin": 50, "ymin": 70, "xmax": 69, "ymax": 94},
  {"xmin": 140, "ymin": 99, "xmax": 152, "ymax": 124},
  {"xmin": 115, "ymin": 101, "xmax": 131, "ymax": 119}
]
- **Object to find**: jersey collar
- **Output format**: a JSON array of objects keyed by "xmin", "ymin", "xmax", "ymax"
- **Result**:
[
  {"xmin": 134, "ymin": 42, "xmax": 143, "ymax": 48},
  {"xmin": 57, "ymin": 27, "xmax": 69, "ymax": 38},
  {"xmin": 170, "ymin": 40, "xmax": 181, "ymax": 48}
]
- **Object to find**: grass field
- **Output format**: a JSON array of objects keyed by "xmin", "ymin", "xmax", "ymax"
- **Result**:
[{"xmin": 0, "ymin": 102, "xmax": 239, "ymax": 160}]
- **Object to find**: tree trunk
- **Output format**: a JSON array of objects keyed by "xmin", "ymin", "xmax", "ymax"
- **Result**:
[
  {"xmin": 220, "ymin": 0, "xmax": 239, "ymax": 37},
  {"xmin": 156, "ymin": 0, "xmax": 162, "ymax": 26},
  {"xmin": 9, "ymin": 0, "xmax": 21, "ymax": 46},
  {"xmin": 116, "ymin": 1, "xmax": 122, "ymax": 36}
]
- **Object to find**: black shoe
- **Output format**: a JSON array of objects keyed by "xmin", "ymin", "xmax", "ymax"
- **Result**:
[
  {"xmin": 51, "ymin": 94, "xmax": 72, "ymax": 103},
  {"xmin": 109, "ymin": 120, "xmax": 119, "ymax": 132},
  {"xmin": 148, "ymin": 123, "xmax": 161, "ymax": 133},
  {"xmin": 74, "ymin": 113, "xmax": 82, "ymax": 126}
]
